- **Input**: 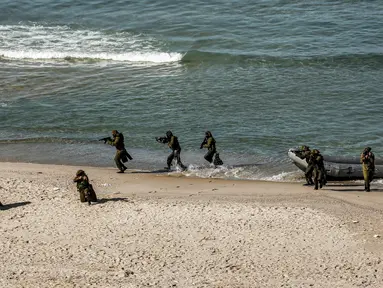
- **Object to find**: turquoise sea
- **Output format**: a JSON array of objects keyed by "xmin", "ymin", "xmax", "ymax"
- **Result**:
[{"xmin": 1, "ymin": 0, "xmax": 382, "ymax": 181}]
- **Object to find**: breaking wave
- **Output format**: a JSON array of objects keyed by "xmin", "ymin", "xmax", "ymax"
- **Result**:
[{"xmin": 0, "ymin": 24, "xmax": 182, "ymax": 64}]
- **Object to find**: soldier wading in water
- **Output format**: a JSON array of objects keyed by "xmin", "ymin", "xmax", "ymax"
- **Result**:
[
  {"xmin": 200, "ymin": 131, "xmax": 223, "ymax": 166},
  {"xmin": 156, "ymin": 130, "xmax": 187, "ymax": 171}
]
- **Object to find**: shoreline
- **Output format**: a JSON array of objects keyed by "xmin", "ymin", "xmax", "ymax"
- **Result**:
[{"xmin": 1, "ymin": 162, "xmax": 383, "ymax": 287}]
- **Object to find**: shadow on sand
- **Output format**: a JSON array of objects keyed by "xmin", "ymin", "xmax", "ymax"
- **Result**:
[
  {"xmin": 97, "ymin": 197, "xmax": 130, "ymax": 204},
  {"xmin": 325, "ymin": 183, "xmax": 383, "ymax": 192},
  {"xmin": 0, "ymin": 201, "xmax": 31, "ymax": 210},
  {"xmin": 131, "ymin": 169, "xmax": 170, "ymax": 174},
  {"xmin": 328, "ymin": 188, "xmax": 383, "ymax": 192}
]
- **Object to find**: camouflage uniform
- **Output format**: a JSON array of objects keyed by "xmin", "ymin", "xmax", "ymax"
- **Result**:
[
  {"xmin": 73, "ymin": 170, "xmax": 97, "ymax": 204},
  {"xmin": 296, "ymin": 146, "xmax": 314, "ymax": 185},
  {"xmin": 201, "ymin": 131, "xmax": 217, "ymax": 163},
  {"xmin": 310, "ymin": 149, "xmax": 325, "ymax": 190},
  {"xmin": 107, "ymin": 130, "xmax": 128, "ymax": 173},
  {"xmin": 360, "ymin": 147, "xmax": 375, "ymax": 192},
  {"xmin": 161, "ymin": 131, "xmax": 186, "ymax": 170}
]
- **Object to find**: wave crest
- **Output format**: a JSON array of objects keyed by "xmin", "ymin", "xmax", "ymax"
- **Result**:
[{"xmin": 0, "ymin": 24, "xmax": 182, "ymax": 64}]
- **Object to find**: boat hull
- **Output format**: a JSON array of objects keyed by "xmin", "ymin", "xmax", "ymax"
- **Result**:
[{"xmin": 288, "ymin": 148, "xmax": 383, "ymax": 181}]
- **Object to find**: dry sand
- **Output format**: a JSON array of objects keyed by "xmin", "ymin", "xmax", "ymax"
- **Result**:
[{"xmin": 1, "ymin": 162, "xmax": 383, "ymax": 288}]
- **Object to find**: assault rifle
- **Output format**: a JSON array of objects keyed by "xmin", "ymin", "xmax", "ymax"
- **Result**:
[
  {"xmin": 155, "ymin": 136, "xmax": 168, "ymax": 144},
  {"xmin": 99, "ymin": 136, "xmax": 112, "ymax": 144}
]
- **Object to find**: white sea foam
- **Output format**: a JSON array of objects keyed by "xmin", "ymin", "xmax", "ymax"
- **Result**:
[
  {"xmin": 0, "ymin": 24, "xmax": 183, "ymax": 64},
  {"xmin": 261, "ymin": 171, "xmax": 298, "ymax": 182}
]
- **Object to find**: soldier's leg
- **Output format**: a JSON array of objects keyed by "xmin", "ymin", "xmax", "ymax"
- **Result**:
[
  {"xmin": 175, "ymin": 150, "xmax": 186, "ymax": 170},
  {"xmin": 313, "ymin": 168, "xmax": 319, "ymax": 190},
  {"xmin": 362, "ymin": 169, "xmax": 369, "ymax": 191},
  {"xmin": 79, "ymin": 189, "xmax": 86, "ymax": 202},
  {"xmin": 305, "ymin": 164, "xmax": 314, "ymax": 185},
  {"xmin": 84, "ymin": 187, "xmax": 91, "ymax": 205},
  {"xmin": 166, "ymin": 151, "xmax": 175, "ymax": 169},
  {"xmin": 114, "ymin": 150, "xmax": 125, "ymax": 172},
  {"xmin": 204, "ymin": 150, "xmax": 215, "ymax": 163}
]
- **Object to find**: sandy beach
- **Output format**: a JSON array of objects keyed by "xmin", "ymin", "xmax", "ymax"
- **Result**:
[{"xmin": 1, "ymin": 162, "xmax": 383, "ymax": 288}]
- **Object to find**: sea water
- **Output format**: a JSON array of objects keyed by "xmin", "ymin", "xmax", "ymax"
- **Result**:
[{"xmin": 1, "ymin": 0, "xmax": 382, "ymax": 181}]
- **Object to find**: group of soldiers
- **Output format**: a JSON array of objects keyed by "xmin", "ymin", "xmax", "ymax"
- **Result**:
[
  {"xmin": 1, "ymin": 133, "xmax": 376, "ymax": 207},
  {"xmin": 70, "ymin": 129, "xmax": 224, "ymax": 204},
  {"xmin": 296, "ymin": 145, "xmax": 375, "ymax": 192},
  {"xmin": 101, "ymin": 129, "xmax": 223, "ymax": 174}
]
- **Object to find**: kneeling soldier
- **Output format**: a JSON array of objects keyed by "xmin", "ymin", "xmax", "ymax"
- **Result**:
[{"xmin": 73, "ymin": 170, "xmax": 98, "ymax": 205}]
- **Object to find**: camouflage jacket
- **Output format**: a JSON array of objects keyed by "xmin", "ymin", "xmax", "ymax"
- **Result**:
[
  {"xmin": 108, "ymin": 132, "xmax": 125, "ymax": 151},
  {"xmin": 297, "ymin": 150, "xmax": 311, "ymax": 163},
  {"xmin": 203, "ymin": 136, "xmax": 216, "ymax": 152},
  {"xmin": 168, "ymin": 135, "xmax": 181, "ymax": 151},
  {"xmin": 308, "ymin": 153, "xmax": 324, "ymax": 168},
  {"xmin": 73, "ymin": 175, "xmax": 89, "ymax": 190},
  {"xmin": 360, "ymin": 152, "xmax": 375, "ymax": 170}
]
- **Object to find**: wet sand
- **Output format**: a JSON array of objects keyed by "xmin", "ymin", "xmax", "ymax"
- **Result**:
[{"xmin": 1, "ymin": 162, "xmax": 383, "ymax": 288}]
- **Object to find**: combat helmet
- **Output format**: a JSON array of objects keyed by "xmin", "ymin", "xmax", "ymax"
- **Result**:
[
  {"xmin": 76, "ymin": 169, "xmax": 85, "ymax": 176},
  {"xmin": 166, "ymin": 130, "xmax": 173, "ymax": 138},
  {"xmin": 311, "ymin": 149, "xmax": 320, "ymax": 155}
]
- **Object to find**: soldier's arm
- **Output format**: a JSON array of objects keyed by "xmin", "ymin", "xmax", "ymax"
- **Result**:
[
  {"xmin": 73, "ymin": 175, "xmax": 85, "ymax": 183},
  {"xmin": 107, "ymin": 135, "xmax": 120, "ymax": 146},
  {"xmin": 203, "ymin": 137, "xmax": 213, "ymax": 149}
]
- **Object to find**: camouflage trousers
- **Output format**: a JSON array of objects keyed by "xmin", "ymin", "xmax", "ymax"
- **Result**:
[
  {"xmin": 167, "ymin": 149, "xmax": 186, "ymax": 170},
  {"xmin": 204, "ymin": 149, "xmax": 216, "ymax": 163},
  {"xmin": 78, "ymin": 186, "xmax": 97, "ymax": 203},
  {"xmin": 305, "ymin": 164, "xmax": 314, "ymax": 185},
  {"xmin": 114, "ymin": 150, "xmax": 127, "ymax": 172},
  {"xmin": 313, "ymin": 166, "xmax": 325, "ymax": 190},
  {"xmin": 363, "ymin": 168, "xmax": 374, "ymax": 191}
]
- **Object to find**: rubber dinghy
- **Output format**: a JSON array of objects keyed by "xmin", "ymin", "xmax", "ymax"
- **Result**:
[{"xmin": 288, "ymin": 148, "xmax": 383, "ymax": 181}]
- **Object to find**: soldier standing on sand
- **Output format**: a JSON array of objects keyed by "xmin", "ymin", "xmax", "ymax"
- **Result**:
[
  {"xmin": 104, "ymin": 130, "xmax": 130, "ymax": 173},
  {"xmin": 360, "ymin": 147, "xmax": 375, "ymax": 192},
  {"xmin": 310, "ymin": 149, "xmax": 325, "ymax": 190},
  {"xmin": 296, "ymin": 145, "xmax": 314, "ymax": 185}
]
